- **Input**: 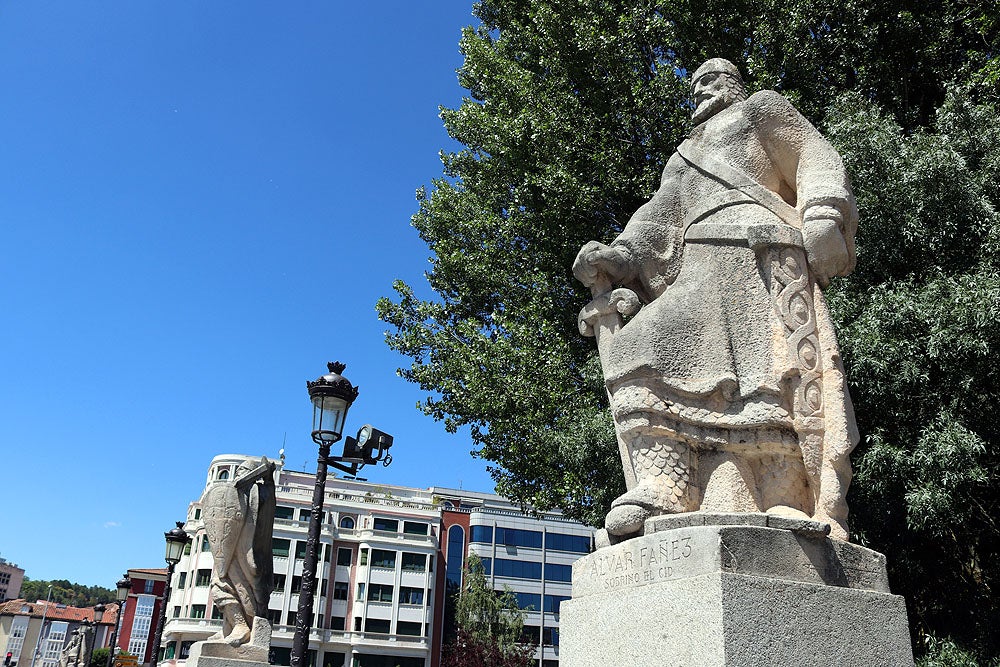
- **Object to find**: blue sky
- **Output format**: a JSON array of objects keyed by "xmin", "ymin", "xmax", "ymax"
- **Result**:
[{"xmin": 0, "ymin": 1, "xmax": 498, "ymax": 590}]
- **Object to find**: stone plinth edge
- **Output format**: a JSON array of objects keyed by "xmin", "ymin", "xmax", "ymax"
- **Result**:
[
  {"xmin": 186, "ymin": 618, "xmax": 271, "ymax": 667},
  {"xmin": 573, "ymin": 524, "xmax": 889, "ymax": 599}
]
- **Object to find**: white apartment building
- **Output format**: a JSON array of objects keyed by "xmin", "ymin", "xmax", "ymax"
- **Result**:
[{"xmin": 161, "ymin": 454, "xmax": 593, "ymax": 667}]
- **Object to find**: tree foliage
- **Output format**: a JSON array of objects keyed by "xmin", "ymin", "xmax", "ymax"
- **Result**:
[
  {"xmin": 377, "ymin": 0, "xmax": 999, "ymax": 661},
  {"xmin": 443, "ymin": 555, "xmax": 532, "ymax": 667},
  {"xmin": 20, "ymin": 578, "xmax": 116, "ymax": 608}
]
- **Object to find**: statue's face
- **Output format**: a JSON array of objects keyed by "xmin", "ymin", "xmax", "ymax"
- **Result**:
[{"xmin": 691, "ymin": 72, "xmax": 742, "ymax": 124}]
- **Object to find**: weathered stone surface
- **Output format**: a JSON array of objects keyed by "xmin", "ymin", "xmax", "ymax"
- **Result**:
[
  {"xmin": 573, "ymin": 57, "xmax": 860, "ymax": 540},
  {"xmin": 186, "ymin": 618, "xmax": 271, "ymax": 667},
  {"xmin": 572, "ymin": 525, "xmax": 889, "ymax": 599},
  {"xmin": 562, "ymin": 525, "xmax": 913, "ymax": 666},
  {"xmin": 560, "ymin": 572, "xmax": 913, "ymax": 667},
  {"xmin": 195, "ymin": 457, "xmax": 276, "ymax": 654}
]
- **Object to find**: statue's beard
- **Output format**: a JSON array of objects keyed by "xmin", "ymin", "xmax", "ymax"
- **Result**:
[
  {"xmin": 691, "ymin": 80, "xmax": 747, "ymax": 125},
  {"xmin": 691, "ymin": 93, "xmax": 733, "ymax": 125}
]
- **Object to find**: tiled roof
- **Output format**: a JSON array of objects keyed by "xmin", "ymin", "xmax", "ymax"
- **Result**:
[
  {"xmin": 0, "ymin": 599, "xmax": 119, "ymax": 624},
  {"xmin": 128, "ymin": 568, "xmax": 168, "ymax": 575}
]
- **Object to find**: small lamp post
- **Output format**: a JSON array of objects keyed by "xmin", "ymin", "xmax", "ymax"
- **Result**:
[
  {"xmin": 85, "ymin": 604, "xmax": 105, "ymax": 667},
  {"xmin": 106, "ymin": 575, "xmax": 131, "ymax": 667},
  {"xmin": 150, "ymin": 523, "xmax": 190, "ymax": 667}
]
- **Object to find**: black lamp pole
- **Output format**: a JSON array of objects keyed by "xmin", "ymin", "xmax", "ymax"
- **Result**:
[
  {"xmin": 85, "ymin": 604, "xmax": 105, "ymax": 667},
  {"xmin": 106, "ymin": 575, "xmax": 131, "ymax": 667},
  {"xmin": 290, "ymin": 363, "xmax": 358, "ymax": 667},
  {"xmin": 150, "ymin": 523, "xmax": 190, "ymax": 667}
]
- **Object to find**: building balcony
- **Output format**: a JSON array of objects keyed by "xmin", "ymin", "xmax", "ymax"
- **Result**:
[{"xmin": 163, "ymin": 617, "xmax": 221, "ymax": 636}]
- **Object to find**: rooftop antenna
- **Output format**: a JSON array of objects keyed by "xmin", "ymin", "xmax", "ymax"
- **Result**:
[{"xmin": 279, "ymin": 432, "xmax": 286, "ymax": 467}]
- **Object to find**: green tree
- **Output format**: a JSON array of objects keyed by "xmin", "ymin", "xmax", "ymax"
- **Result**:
[
  {"xmin": 91, "ymin": 648, "xmax": 111, "ymax": 667},
  {"xmin": 20, "ymin": 578, "xmax": 115, "ymax": 608},
  {"xmin": 378, "ymin": 0, "xmax": 1000, "ymax": 661},
  {"xmin": 444, "ymin": 555, "xmax": 532, "ymax": 667}
]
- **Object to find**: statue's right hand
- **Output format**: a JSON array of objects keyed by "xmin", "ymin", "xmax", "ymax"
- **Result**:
[{"xmin": 573, "ymin": 241, "xmax": 633, "ymax": 288}]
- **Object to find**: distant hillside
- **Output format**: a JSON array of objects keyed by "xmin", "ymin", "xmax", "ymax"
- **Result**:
[{"xmin": 20, "ymin": 578, "xmax": 115, "ymax": 608}]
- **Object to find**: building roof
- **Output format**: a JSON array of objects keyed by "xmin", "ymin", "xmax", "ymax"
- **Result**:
[
  {"xmin": 0, "ymin": 599, "xmax": 119, "ymax": 624},
  {"xmin": 128, "ymin": 568, "xmax": 168, "ymax": 576}
]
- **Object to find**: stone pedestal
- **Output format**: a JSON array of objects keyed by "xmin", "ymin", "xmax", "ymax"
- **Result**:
[
  {"xmin": 561, "ymin": 518, "xmax": 914, "ymax": 667},
  {"xmin": 185, "ymin": 618, "xmax": 272, "ymax": 667}
]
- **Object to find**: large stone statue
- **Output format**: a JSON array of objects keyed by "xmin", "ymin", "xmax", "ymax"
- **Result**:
[
  {"xmin": 574, "ymin": 58, "xmax": 859, "ymax": 542},
  {"xmin": 199, "ymin": 456, "xmax": 276, "ymax": 650}
]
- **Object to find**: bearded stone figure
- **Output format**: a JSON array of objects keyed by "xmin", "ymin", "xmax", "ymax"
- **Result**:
[
  {"xmin": 199, "ymin": 456, "xmax": 276, "ymax": 648},
  {"xmin": 574, "ymin": 58, "xmax": 859, "ymax": 543}
]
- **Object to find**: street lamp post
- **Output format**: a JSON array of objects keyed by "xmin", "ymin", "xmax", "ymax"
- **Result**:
[
  {"xmin": 149, "ymin": 523, "xmax": 190, "ymax": 667},
  {"xmin": 106, "ymin": 575, "xmax": 131, "ymax": 667},
  {"xmin": 290, "ymin": 362, "xmax": 358, "ymax": 667},
  {"xmin": 85, "ymin": 604, "xmax": 105, "ymax": 667},
  {"xmin": 290, "ymin": 363, "xmax": 394, "ymax": 667}
]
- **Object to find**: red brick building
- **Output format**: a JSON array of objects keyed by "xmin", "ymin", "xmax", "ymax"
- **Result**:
[{"xmin": 115, "ymin": 569, "xmax": 168, "ymax": 667}]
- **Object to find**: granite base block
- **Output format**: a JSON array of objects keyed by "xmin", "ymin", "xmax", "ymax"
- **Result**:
[{"xmin": 560, "ymin": 525, "xmax": 914, "ymax": 667}]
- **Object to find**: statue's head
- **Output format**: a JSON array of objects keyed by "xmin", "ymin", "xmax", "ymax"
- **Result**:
[{"xmin": 690, "ymin": 58, "xmax": 747, "ymax": 125}]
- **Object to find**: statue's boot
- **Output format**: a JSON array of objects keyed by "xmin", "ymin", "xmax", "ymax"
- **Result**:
[
  {"xmin": 222, "ymin": 605, "xmax": 252, "ymax": 646},
  {"xmin": 605, "ymin": 436, "xmax": 693, "ymax": 538}
]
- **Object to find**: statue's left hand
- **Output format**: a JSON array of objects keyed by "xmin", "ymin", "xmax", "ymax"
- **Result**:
[{"xmin": 803, "ymin": 217, "xmax": 849, "ymax": 287}]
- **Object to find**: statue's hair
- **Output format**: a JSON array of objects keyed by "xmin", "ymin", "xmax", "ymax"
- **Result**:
[{"xmin": 691, "ymin": 58, "xmax": 743, "ymax": 84}]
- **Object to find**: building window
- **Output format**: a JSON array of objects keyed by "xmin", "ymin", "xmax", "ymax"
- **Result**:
[
  {"xmin": 286, "ymin": 611, "xmax": 296, "ymax": 627},
  {"xmin": 177, "ymin": 572, "xmax": 187, "ymax": 589},
  {"xmin": 400, "ymin": 553, "xmax": 426, "ymax": 572},
  {"xmin": 396, "ymin": 621, "xmax": 422, "ymax": 637},
  {"xmin": 128, "ymin": 595, "xmax": 156, "ymax": 660},
  {"xmin": 5, "ymin": 616, "xmax": 29, "ymax": 662},
  {"xmin": 544, "ymin": 563, "xmax": 573, "ymax": 582},
  {"xmin": 512, "ymin": 592, "xmax": 540, "ymax": 610},
  {"xmin": 272, "ymin": 574, "xmax": 286, "ymax": 593},
  {"xmin": 353, "ymin": 617, "xmax": 362, "ymax": 632},
  {"xmin": 545, "ymin": 531, "xmax": 591, "ymax": 553},
  {"xmin": 291, "ymin": 576, "xmax": 302, "ymax": 594},
  {"xmin": 323, "ymin": 544, "xmax": 331, "ymax": 563},
  {"xmin": 144, "ymin": 580, "xmax": 155, "ymax": 594},
  {"xmin": 356, "ymin": 583, "xmax": 365, "ymax": 601},
  {"xmin": 195, "ymin": 569, "xmax": 211, "ymax": 586},
  {"xmin": 202, "ymin": 537, "xmax": 211, "ymax": 552},
  {"xmin": 333, "ymin": 582, "xmax": 348, "ymax": 600},
  {"xmin": 446, "ymin": 525, "xmax": 465, "ymax": 589},
  {"xmin": 543, "ymin": 627, "xmax": 559, "ymax": 646},
  {"xmin": 359, "ymin": 548, "xmax": 368, "ymax": 566},
  {"xmin": 183, "ymin": 542, "xmax": 191, "ymax": 556},
  {"xmin": 299, "ymin": 509, "xmax": 311, "ymax": 522},
  {"xmin": 403, "ymin": 521, "xmax": 429, "ymax": 535},
  {"xmin": 191, "ymin": 605, "xmax": 206, "ymax": 619},
  {"xmin": 211, "ymin": 607, "xmax": 223, "ymax": 620},
  {"xmin": 321, "ymin": 579, "xmax": 328, "ymax": 597},
  {"xmin": 295, "ymin": 541, "xmax": 308, "ymax": 560},
  {"xmin": 275, "ymin": 506, "xmax": 295, "ymax": 520},
  {"xmin": 366, "ymin": 584, "xmax": 393, "ymax": 603},
  {"xmin": 482, "ymin": 558, "xmax": 542, "ymax": 580},
  {"xmin": 172, "ymin": 606, "xmax": 180, "ymax": 618},
  {"xmin": 398, "ymin": 587, "xmax": 423, "ymax": 605},
  {"xmin": 337, "ymin": 548, "xmax": 352, "ymax": 566},
  {"xmin": 193, "ymin": 508, "xmax": 202, "ymax": 520},
  {"xmin": 218, "ymin": 469, "xmax": 230, "ymax": 480},
  {"xmin": 41, "ymin": 621, "xmax": 68, "ymax": 667},
  {"xmin": 273, "ymin": 538, "xmax": 291, "ymax": 558},
  {"xmin": 339, "ymin": 516, "xmax": 355, "ymax": 529},
  {"xmin": 370, "ymin": 549, "xmax": 396, "ymax": 569},
  {"xmin": 495, "ymin": 527, "xmax": 542, "ymax": 549},
  {"xmin": 372, "ymin": 518, "xmax": 398, "ymax": 533},
  {"xmin": 329, "ymin": 616, "xmax": 345, "ymax": 631},
  {"xmin": 267, "ymin": 610, "xmax": 282, "ymax": 625},
  {"xmin": 520, "ymin": 625, "xmax": 540, "ymax": 645},
  {"xmin": 470, "ymin": 525, "xmax": 493, "ymax": 544},
  {"xmin": 364, "ymin": 619, "xmax": 390, "ymax": 634}
]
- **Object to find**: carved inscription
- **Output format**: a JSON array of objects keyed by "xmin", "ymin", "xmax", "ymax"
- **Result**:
[{"xmin": 588, "ymin": 535, "xmax": 695, "ymax": 591}]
